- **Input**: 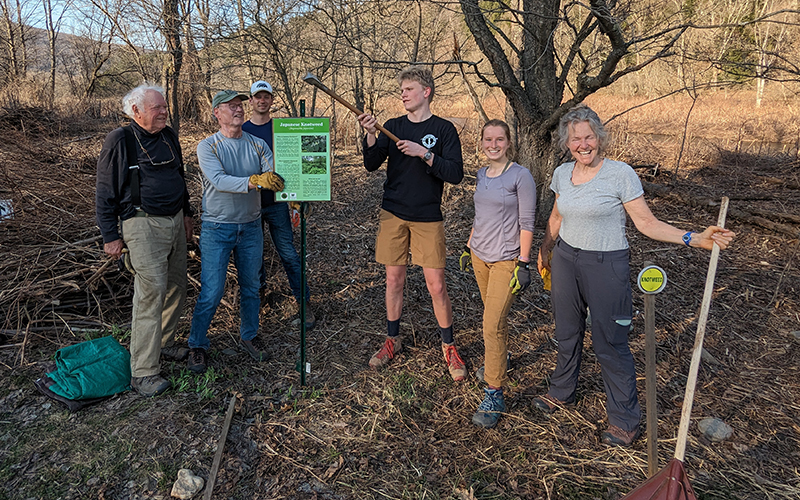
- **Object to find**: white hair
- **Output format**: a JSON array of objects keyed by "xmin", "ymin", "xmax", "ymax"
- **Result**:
[{"xmin": 122, "ymin": 84, "xmax": 165, "ymax": 118}]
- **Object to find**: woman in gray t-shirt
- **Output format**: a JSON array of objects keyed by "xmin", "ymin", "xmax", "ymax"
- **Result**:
[
  {"xmin": 534, "ymin": 104, "xmax": 735, "ymax": 447},
  {"xmin": 464, "ymin": 119, "xmax": 536, "ymax": 429}
]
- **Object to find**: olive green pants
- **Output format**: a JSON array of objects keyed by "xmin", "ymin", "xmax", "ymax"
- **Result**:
[
  {"xmin": 472, "ymin": 252, "xmax": 516, "ymax": 388},
  {"xmin": 121, "ymin": 211, "xmax": 187, "ymax": 378}
]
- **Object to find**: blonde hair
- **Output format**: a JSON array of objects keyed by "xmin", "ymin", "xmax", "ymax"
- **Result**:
[{"xmin": 397, "ymin": 65, "xmax": 435, "ymax": 102}]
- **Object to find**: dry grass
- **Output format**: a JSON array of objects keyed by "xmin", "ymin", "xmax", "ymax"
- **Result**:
[{"xmin": 0, "ymin": 99, "xmax": 799, "ymax": 499}]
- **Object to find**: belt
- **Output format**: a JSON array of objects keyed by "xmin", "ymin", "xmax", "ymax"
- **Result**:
[{"xmin": 133, "ymin": 210, "xmax": 171, "ymax": 218}]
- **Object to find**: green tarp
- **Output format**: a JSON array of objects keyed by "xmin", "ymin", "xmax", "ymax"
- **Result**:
[{"xmin": 47, "ymin": 336, "xmax": 131, "ymax": 400}]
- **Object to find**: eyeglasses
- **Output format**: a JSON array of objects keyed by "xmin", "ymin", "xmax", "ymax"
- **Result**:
[
  {"xmin": 222, "ymin": 102, "xmax": 244, "ymax": 110},
  {"xmin": 133, "ymin": 128, "xmax": 176, "ymax": 166}
]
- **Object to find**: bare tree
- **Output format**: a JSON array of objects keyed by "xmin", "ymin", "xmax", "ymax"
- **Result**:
[
  {"xmin": 0, "ymin": 0, "xmax": 20, "ymax": 79},
  {"xmin": 42, "ymin": 0, "xmax": 71, "ymax": 107},
  {"xmin": 89, "ymin": 0, "xmax": 151, "ymax": 80},
  {"xmin": 161, "ymin": 0, "xmax": 182, "ymax": 132},
  {"xmin": 458, "ymin": 0, "xmax": 708, "ymax": 213}
]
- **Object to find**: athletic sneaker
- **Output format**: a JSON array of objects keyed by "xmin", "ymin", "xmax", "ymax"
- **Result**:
[
  {"xmin": 369, "ymin": 336, "xmax": 402, "ymax": 369},
  {"xmin": 442, "ymin": 343, "xmax": 467, "ymax": 381},
  {"xmin": 472, "ymin": 388, "xmax": 506, "ymax": 428}
]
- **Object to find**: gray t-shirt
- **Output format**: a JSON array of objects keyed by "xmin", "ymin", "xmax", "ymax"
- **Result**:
[
  {"xmin": 471, "ymin": 162, "xmax": 537, "ymax": 263},
  {"xmin": 551, "ymin": 159, "xmax": 643, "ymax": 251},
  {"xmin": 197, "ymin": 131, "xmax": 273, "ymax": 224}
]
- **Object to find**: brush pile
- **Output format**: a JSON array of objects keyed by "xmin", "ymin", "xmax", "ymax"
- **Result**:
[{"xmin": 0, "ymin": 107, "xmax": 131, "ymax": 350}]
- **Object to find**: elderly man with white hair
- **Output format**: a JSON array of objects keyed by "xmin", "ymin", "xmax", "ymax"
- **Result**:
[{"xmin": 96, "ymin": 83, "xmax": 194, "ymax": 397}]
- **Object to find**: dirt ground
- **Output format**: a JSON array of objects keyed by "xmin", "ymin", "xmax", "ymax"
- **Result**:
[{"xmin": 0, "ymin": 106, "xmax": 799, "ymax": 500}]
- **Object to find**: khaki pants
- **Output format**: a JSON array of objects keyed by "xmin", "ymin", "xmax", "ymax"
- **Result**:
[
  {"xmin": 472, "ymin": 252, "xmax": 516, "ymax": 388},
  {"xmin": 122, "ymin": 211, "xmax": 187, "ymax": 378}
]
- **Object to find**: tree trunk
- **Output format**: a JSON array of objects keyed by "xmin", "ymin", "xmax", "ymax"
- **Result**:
[
  {"xmin": 15, "ymin": 0, "xmax": 25, "ymax": 76},
  {"xmin": 461, "ymin": 0, "xmax": 560, "ymax": 222},
  {"xmin": 162, "ymin": 0, "xmax": 182, "ymax": 134},
  {"xmin": 43, "ymin": 0, "xmax": 56, "ymax": 108},
  {"xmin": 453, "ymin": 33, "xmax": 487, "ymax": 126},
  {"xmin": 235, "ymin": 0, "xmax": 255, "ymax": 83},
  {"xmin": 1, "ymin": 1, "xmax": 19, "ymax": 79}
]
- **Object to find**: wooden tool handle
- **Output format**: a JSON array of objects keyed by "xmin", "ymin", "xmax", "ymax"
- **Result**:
[
  {"xmin": 313, "ymin": 85, "xmax": 400, "ymax": 143},
  {"xmin": 674, "ymin": 196, "xmax": 729, "ymax": 461}
]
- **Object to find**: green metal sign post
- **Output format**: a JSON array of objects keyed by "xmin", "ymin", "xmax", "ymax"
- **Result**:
[
  {"xmin": 272, "ymin": 101, "xmax": 331, "ymax": 386},
  {"xmin": 299, "ymin": 99, "xmax": 307, "ymax": 386}
]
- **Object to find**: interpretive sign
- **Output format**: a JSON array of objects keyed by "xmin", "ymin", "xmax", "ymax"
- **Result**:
[{"xmin": 272, "ymin": 117, "xmax": 331, "ymax": 202}]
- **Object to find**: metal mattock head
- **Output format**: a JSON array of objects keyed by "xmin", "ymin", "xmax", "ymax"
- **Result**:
[{"xmin": 302, "ymin": 72, "xmax": 328, "ymax": 92}]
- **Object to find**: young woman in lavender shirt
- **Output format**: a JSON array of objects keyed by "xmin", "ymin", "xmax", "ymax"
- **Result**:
[{"xmin": 463, "ymin": 119, "xmax": 537, "ymax": 428}]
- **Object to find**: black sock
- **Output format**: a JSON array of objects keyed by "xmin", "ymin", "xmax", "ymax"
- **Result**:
[
  {"xmin": 387, "ymin": 319, "xmax": 400, "ymax": 338},
  {"xmin": 439, "ymin": 325, "xmax": 454, "ymax": 345}
]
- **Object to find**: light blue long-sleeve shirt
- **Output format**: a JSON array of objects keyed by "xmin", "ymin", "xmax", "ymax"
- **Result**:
[{"xmin": 196, "ymin": 130, "xmax": 274, "ymax": 223}]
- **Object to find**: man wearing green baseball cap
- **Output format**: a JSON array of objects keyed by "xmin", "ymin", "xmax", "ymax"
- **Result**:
[{"xmin": 187, "ymin": 90, "xmax": 285, "ymax": 374}]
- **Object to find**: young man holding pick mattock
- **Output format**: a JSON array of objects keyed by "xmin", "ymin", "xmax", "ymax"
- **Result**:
[{"xmin": 357, "ymin": 66, "xmax": 467, "ymax": 381}]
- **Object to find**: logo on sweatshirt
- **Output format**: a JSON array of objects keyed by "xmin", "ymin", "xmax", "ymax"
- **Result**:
[{"xmin": 421, "ymin": 134, "xmax": 437, "ymax": 149}]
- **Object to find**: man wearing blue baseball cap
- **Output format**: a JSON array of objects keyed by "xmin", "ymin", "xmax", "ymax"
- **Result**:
[
  {"xmin": 187, "ymin": 90, "xmax": 285, "ymax": 373},
  {"xmin": 243, "ymin": 80, "xmax": 315, "ymax": 330}
]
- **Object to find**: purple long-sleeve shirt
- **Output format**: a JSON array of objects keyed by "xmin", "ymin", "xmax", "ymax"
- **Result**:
[{"xmin": 470, "ymin": 162, "xmax": 536, "ymax": 263}]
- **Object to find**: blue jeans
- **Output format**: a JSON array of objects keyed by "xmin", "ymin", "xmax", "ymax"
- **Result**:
[
  {"xmin": 258, "ymin": 203, "xmax": 310, "ymax": 302},
  {"xmin": 189, "ymin": 219, "xmax": 263, "ymax": 350}
]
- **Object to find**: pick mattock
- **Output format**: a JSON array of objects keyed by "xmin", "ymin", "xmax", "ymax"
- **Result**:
[
  {"xmin": 302, "ymin": 72, "xmax": 400, "ymax": 143},
  {"xmin": 622, "ymin": 196, "xmax": 730, "ymax": 500}
]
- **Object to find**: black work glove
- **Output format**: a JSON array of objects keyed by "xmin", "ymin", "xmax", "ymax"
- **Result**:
[
  {"xmin": 509, "ymin": 261, "xmax": 531, "ymax": 294},
  {"xmin": 459, "ymin": 245, "xmax": 472, "ymax": 272}
]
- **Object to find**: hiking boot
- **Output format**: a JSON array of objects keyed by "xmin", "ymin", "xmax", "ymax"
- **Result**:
[
  {"xmin": 240, "ymin": 339, "xmax": 269, "ymax": 362},
  {"xmin": 602, "ymin": 425, "xmax": 640, "ymax": 447},
  {"xmin": 442, "ymin": 343, "xmax": 467, "ymax": 382},
  {"xmin": 472, "ymin": 388, "xmax": 506, "ymax": 429},
  {"xmin": 161, "ymin": 345, "xmax": 189, "ymax": 361},
  {"xmin": 369, "ymin": 336, "xmax": 402, "ymax": 369},
  {"xmin": 131, "ymin": 374, "xmax": 171, "ymax": 397},
  {"xmin": 291, "ymin": 301, "xmax": 317, "ymax": 330},
  {"xmin": 187, "ymin": 348, "xmax": 208, "ymax": 374},
  {"xmin": 533, "ymin": 393, "xmax": 565, "ymax": 414}
]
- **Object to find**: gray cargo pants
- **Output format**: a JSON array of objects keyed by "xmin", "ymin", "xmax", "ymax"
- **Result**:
[{"xmin": 548, "ymin": 238, "xmax": 640, "ymax": 433}]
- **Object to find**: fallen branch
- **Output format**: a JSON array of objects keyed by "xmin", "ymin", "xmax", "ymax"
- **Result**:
[
  {"xmin": 204, "ymin": 393, "xmax": 238, "ymax": 500},
  {"xmin": 757, "ymin": 175, "xmax": 800, "ymax": 190}
]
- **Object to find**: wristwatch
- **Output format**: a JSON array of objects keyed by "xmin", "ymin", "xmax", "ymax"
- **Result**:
[
  {"xmin": 423, "ymin": 149, "xmax": 433, "ymax": 161},
  {"xmin": 682, "ymin": 231, "xmax": 695, "ymax": 247}
]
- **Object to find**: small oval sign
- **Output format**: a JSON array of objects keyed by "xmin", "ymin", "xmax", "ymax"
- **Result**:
[{"xmin": 637, "ymin": 265, "xmax": 667, "ymax": 294}]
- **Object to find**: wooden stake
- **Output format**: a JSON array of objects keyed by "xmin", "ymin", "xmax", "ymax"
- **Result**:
[
  {"xmin": 645, "ymin": 292, "xmax": 658, "ymax": 476},
  {"xmin": 204, "ymin": 393, "xmax": 237, "ymax": 500}
]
